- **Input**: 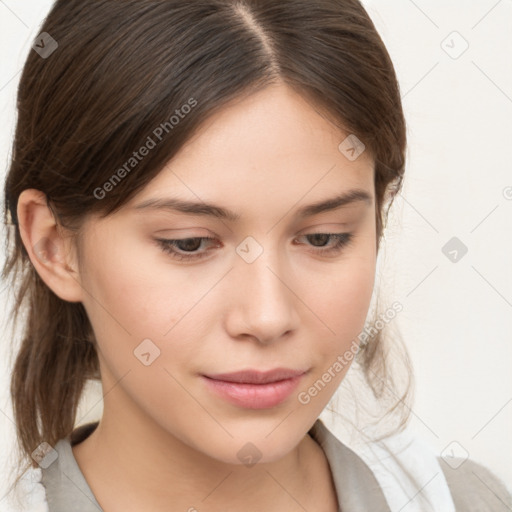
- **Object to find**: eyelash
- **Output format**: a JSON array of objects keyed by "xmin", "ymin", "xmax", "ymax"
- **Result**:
[{"xmin": 155, "ymin": 232, "xmax": 354, "ymax": 262}]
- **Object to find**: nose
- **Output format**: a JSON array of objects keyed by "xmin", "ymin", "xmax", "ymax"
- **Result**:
[{"xmin": 224, "ymin": 243, "xmax": 300, "ymax": 345}]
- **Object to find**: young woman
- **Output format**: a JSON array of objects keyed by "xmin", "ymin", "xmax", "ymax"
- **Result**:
[{"xmin": 2, "ymin": 1, "xmax": 511, "ymax": 511}]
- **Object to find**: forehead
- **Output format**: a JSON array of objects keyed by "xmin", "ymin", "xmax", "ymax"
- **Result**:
[
  {"xmin": 173, "ymin": 83, "xmax": 372, "ymax": 169},
  {"xmin": 126, "ymin": 83, "xmax": 374, "ymax": 218}
]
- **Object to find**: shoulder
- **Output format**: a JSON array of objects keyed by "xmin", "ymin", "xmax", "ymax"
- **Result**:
[{"xmin": 439, "ymin": 456, "xmax": 512, "ymax": 511}]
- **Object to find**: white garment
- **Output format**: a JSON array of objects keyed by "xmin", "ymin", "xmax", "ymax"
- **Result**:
[
  {"xmin": 2, "ymin": 466, "xmax": 49, "ymax": 512},
  {"xmin": 348, "ymin": 426, "xmax": 457, "ymax": 512}
]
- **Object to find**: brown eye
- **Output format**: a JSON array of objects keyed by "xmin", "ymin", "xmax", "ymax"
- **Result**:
[
  {"xmin": 156, "ymin": 237, "xmax": 219, "ymax": 261},
  {"xmin": 298, "ymin": 233, "xmax": 354, "ymax": 255}
]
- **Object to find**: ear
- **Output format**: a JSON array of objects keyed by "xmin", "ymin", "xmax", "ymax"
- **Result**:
[{"xmin": 17, "ymin": 189, "xmax": 84, "ymax": 303}]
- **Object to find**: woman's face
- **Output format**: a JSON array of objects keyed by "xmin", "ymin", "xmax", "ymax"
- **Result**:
[{"xmin": 76, "ymin": 83, "xmax": 377, "ymax": 464}]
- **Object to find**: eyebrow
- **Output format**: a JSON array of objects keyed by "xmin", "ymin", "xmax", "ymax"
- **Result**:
[{"xmin": 132, "ymin": 188, "xmax": 373, "ymax": 222}]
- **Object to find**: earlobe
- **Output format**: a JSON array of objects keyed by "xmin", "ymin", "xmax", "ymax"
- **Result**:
[{"xmin": 16, "ymin": 189, "xmax": 84, "ymax": 303}]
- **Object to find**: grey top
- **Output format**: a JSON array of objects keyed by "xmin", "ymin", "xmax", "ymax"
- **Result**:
[
  {"xmin": 41, "ymin": 419, "xmax": 512, "ymax": 512},
  {"xmin": 40, "ymin": 421, "xmax": 102, "ymax": 512}
]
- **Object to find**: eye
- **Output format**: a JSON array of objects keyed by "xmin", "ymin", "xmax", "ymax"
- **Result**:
[
  {"xmin": 156, "ymin": 237, "xmax": 219, "ymax": 261},
  {"xmin": 155, "ymin": 232, "xmax": 355, "ymax": 262},
  {"xmin": 295, "ymin": 232, "xmax": 354, "ymax": 256}
]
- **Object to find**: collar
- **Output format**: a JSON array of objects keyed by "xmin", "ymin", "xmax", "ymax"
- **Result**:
[
  {"xmin": 308, "ymin": 418, "xmax": 391, "ymax": 511},
  {"xmin": 37, "ymin": 418, "xmax": 392, "ymax": 512}
]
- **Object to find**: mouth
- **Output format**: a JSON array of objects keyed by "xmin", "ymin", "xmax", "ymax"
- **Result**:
[
  {"xmin": 204, "ymin": 368, "xmax": 308, "ymax": 384},
  {"xmin": 201, "ymin": 368, "xmax": 309, "ymax": 409}
]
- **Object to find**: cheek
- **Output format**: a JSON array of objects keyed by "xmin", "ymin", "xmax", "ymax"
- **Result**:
[
  {"xmin": 308, "ymin": 237, "xmax": 376, "ymax": 348},
  {"xmin": 79, "ymin": 229, "xmax": 212, "ymax": 380},
  {"xmin": 295, "ymin": 251, "xmax": 376, "ymax": 410},
  {"xmin": 81, "ymin": 226, "xmax": 187, "ymax": 330},
  {"xmin": 335, "ymin": 260, "xmax": 375, "ymax": 327}
]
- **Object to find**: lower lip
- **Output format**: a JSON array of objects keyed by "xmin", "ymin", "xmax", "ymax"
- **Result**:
[{"xmin": 201, "ymin": 374, "xmax": 305, "ymax": 409}]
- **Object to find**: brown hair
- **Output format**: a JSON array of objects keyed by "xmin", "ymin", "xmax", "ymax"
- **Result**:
[{"xmin": 2, "ymin": 0, "xmax": 412, "ymax": 493}]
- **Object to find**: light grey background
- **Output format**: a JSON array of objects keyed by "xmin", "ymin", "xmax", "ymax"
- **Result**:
[{"xmin": 1, "ymin": 0, "xmax": 511, "ymax": 497}]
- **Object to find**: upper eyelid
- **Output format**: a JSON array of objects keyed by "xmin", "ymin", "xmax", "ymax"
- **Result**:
[
  {"xmin": 159, "ymin": 229, "xmax": 352, "ymax": 241},
  {"xmin": 154, "ymin": 220, "xmax": 357, "ymax": 237},
  {"xmin": 158, "ymin": 231, "xmax": 352, "ymax": 248}
]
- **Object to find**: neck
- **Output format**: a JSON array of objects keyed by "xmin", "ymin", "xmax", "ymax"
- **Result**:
[{"xmin": 72, "ymin": 394, "xmax": 326, "ymax": 511}]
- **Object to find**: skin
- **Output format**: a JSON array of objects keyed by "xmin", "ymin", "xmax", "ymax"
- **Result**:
[{"xmin": 17, "ymin": 82, "xmax": 377, "ymax": 512}]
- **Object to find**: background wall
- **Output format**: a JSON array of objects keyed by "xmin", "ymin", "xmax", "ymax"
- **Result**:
[{"xmin": 1, "ymin": 0, "xmax": 511, "ymax": 500}]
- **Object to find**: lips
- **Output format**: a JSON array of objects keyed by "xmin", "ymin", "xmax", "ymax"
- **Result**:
[
  {"xmin": 201, "ymin": 368, "xmax": 309, "ymax": 409},
  {"xmin": 203, "ymin": 368, "xmax": 308, "ymax": 384}
]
